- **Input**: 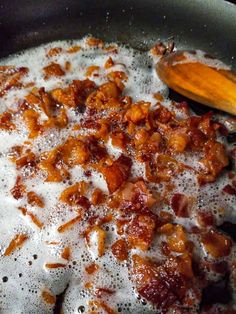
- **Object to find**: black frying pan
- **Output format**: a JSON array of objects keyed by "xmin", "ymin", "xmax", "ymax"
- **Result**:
[{"xmin": 0, "ymin": 0, "xmax": 235, "ymax": 70}]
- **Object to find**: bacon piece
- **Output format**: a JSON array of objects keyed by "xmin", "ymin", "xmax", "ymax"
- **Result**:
[
  {"xmin": 104, "ymin": 57, "xmax": 114, "ymax": 69},
  {"xmin": 46, "ymin": 47, "xmax": 63, "ymax": 57},
  {"xmin": 51, "ymin": 79, "xmax": 96, "ymax": 108},
  {"xmin": 15, "ymin": 151, "xmax": 37, "ymax": 169},
  {"xmin": 119, "ymin": 180, "xmax": 156, "ymax": 212},
  {"xmin": 59, "ymin": 181, "xmax": 88, "ymax": 206},
  {"xmin": 4, "ymin": 234, "xmax": 28, "ymax": 256},
  {"xmin": 167, "ymin": 225, "xmax": 189, "ymax": 253},
  {"xmin": 86, "ymin": 65, "xmax": 100, "ymax": 77},
  {"xmin": 67, "ymin": 45, "xmax": 81, "ymax": 53},
  {"xmin": 170, "ymin": 193, "xmax": 189, "ymax": 217},
  {"xmin": 127, "ymin": 214, "xmax": 156, "ymax": 251},
  {"xmin": 0, "ymin": 112, "xmax": 15, "ymax": 130},
  {"xmin": 86, "ymin": 82, "xmax": 121, "ymax": 110},
  {"xmin": 124, "ymin": 101, "xmax": 150, "ymax": 124},
  {"xmin": 57, "ymin": 215, "xmax": 82, "ymax": 233},
  {"xmin": 23, "ymin": 109, "xmax": 41, "ymax": 138},
  {"xmin": 131, "ymin": 253, "xmax": 194, "ymax": 311},
  {"xmin": 168, "ymin": 132, "xmax": 189, "ymax": 153},
  {"xmin": 111, "ymin": 239, "xmax": 128, "ymax": 261},
  {"xmin": 44, "ymin": 263, "xmax": 66, "ymax": 268},
  {"xmin": 27, "ymin": 191, "xmax": 44, "ymax": 208},
  {"xmin": 18, "ymin": 207, "xmax": 43, "ymax": 228},
  {"xmin": 101, "ymin": 154, "xmax": 132, "ymax": 193},
  {"xmin": 61, "ymin": 247, "xmax": 71, "ymax": 260},
  {"xmin": 91, "ymin": 188, "xmax": 105, "ymax": 205},
  {"xmin": 41, "ymin": 290, "xmax": 56, "ymax": 305},
  {"xmin": 85, "ymin": 263, "xmax": 99, "ymax": 275},
  {"xmin": 43, "ymin": 62, "xmax": 65, "ymax": 79},
  {"xmin": 198, "ymin": 140, "xmax": 229, "ymax": 185},
  {"xmin": 222, "ymin": 184, "xmax": 236, "ymax": 196},
  {"xmin": 94, "ymin": 288, "xmax": 115, "ymax": 298},
  {"xmin": 88, "ymin": 300, "xmax": 116, "ymax": 314},
  {"xmin": 0, "ymin": 66, "xmax": 28, "ymax": 97},
  {"xmin": 86, "ymin": 37, "xmax": 104, "ymax": 48},
  {"xmin": 201, "ymin": 229, "xmax": 232, "ymax": 258},
  {"xmin": 11, "ymin": 176, "xmax": 25, "ymax": 200}
]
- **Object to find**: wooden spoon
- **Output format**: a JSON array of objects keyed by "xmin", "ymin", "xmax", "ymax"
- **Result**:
[{"xmin": 156, "ymin": 50, "xmax": 236, "ymax": 115}]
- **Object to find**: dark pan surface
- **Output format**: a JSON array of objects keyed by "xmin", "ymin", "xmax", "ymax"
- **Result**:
[{"xmin": 0, "ymin": 0, "xmax": 235, "ymax": 70}]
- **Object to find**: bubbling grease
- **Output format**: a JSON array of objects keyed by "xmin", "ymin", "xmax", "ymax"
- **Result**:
[{"xmin": 0, "ymin": 37, "xmax": 235, "ymax": 314}]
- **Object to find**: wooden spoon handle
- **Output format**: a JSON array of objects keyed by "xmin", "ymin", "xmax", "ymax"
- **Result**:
[{"xmin": 156, "ymin": 51, "xmax": 236, "ymax": 115}]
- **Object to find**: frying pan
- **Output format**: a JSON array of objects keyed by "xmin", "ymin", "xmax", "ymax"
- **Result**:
[{"xmin": 0, "ymin": 0, "xmax": 236, "ymax": 312}]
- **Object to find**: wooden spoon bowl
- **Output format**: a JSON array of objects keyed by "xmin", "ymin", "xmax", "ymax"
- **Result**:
[{"xmin": 156, "ymin": 50, "xmax": 236, "ymax": 115}]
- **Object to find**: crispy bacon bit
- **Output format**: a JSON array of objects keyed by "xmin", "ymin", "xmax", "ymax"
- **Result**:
[
  {"xmin": 102, "ymin": 154, "xmax": 132, "ymax": 193},
  {"xmin": 0, "ymin": 112, "xmax": 15, "ymax": 130},
  {"xmin": 86, "ymin": 37, "xmax": 104, "ymax": 48},
  {"xmin": 23, "ymin": 109, "xmax": 41, "ymax": 138},
  {"xmin": 4, "ymin": 234, "xmax": 28, "ymax": 256},
  {"xmin": 94, "ymin": 288, "xmax": 115, "ymax": 298},
  {"xmin": 88, "ymin": 300, "xmax": 116, "ymax": 314},
  {"xmin": 0, "ymin": 66, "xmax": 28, "ymax": 97},
  {"xmin": 127, "ymin": 214, "xmax": 156, "ymax": 251},
  {"xmin": 86, "ymin": 226, "xmax": 106, "ymax": 257},
  {"xmin": 111, "ymin": 239, "xmax": 128, "ymax": 261},
  {"xmin": 61, "ymin": 247, "xmax": 71, "ymax": 260},
  {"xmin": 167, "ymin": 225, "xmax": 189, "ymax": 253},
  {"xmin": 67, "ymin": 45, "xmax": 81, "ymax": 53},
  {"xmin": 86, "ymin": 81, "xmax": 121, "ymax": 110},
  {"xmin": 111, "ymin": 131, "xmax": 128, "ymax": 150},
  {"xmin": 223, "ymin": 184, "xmax": 236, "ymax": 196},
  {"xmin": 146, "ymin": 154, "xmax": 183, "ymax": 183},
  {"xmin": 170, "ymin": 193, "xmax": 189, "ymax": 218},
  {"xmin": 18, "ymin": 207, "xmax": 43, "ymax": 228},
  {"xmin": 57, "ymin": 215, "xmax": 82, "ymax": 233},
  {"xmin": 91, "ymin": 188, "xmax": 105, "ymax": 205},
  {"xmin": 27, "ymin": 212, "xmax": 44, "ymax": 228},
  {"xmin": 104, "ymin": 57, "xmax": 114, "ymax": 69},
  {"xmin": 201, "ymin": 229, "xmax": 232, "ymax": 258},
  {"xmin": 41, "ymin": 289, "xmax": 56, "ymax": 305},
  {"xmin": 86, "ymin": 65, "xmax": 100, "ymax": 77},
  {"xmin": 44, "ymin": 263, "xmax": 66, "ymax": 269},
  {"xmin": 197, "ymin": 211, "xmax": 215, "ymax": 227},
  {"xmin": 60, "ymin": 182, "xmax": 88, "ymax": 206},
  {"xmin": 85, "ymin": 263, "xmax": 99, "ymax": 275},
  {"xmin": 43, "ymin": 62, "xmax": 65, "ymax": 79},
  {"xmin": 27, "ymin": 191, "xmax": 44, "ymax": 208},
  {"xmin": 168, "ymin": 132, "xmax": 189, "ymax": 153},
  {"xmin": 125, "ymin": 102, "xmax": 150, "ymax": 124},
  {"xmin": 198, "ymin": 140, "xmax": 229, "ymax": 185},
  {"xmin": 46, "ymin": 47, "xmax": 63, "ymax": 57},
  {"xmin": 15, "ymin": 150, "xmax": 37, "ymax": 169},
  {"xmin": 117, "ymin": 180, "xmax": 156, "ymax": 213},
  {"xmin": 11, "ymin": 176, "xmax": 25, "ymax": 199},
  {"xmin": 132, "ymin": 254, "xmax": 194, "ymax": 311}
]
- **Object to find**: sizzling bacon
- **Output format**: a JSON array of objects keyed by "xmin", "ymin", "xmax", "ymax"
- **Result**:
[
  {"xmin": 41, "ymin": 290, "xmax": 56, "ymax": 305},
  {"xmin": 43, "ymin": 62, "xmax": 65, "ymax": 79},
  {"xmin": 59, "ymin": 181, "xmax": 88, "ymax": 206},
  {"xmin": 170, "ymin": 193, "xmax": 189, "ymax": 218},
  {"xmin": 198, "ymin": 140, "xmax": 229, "ymax": 185},
  {"xmin": 127, "ymin": 214, "xmax": 156, "ymax": 251},
  {"xmin": 57, "ymin": 215, "xmax": 82, "ymax": 233},
  {"xmin": 4, "ymin": 234, "xmax": 28, "ymax": 256},
  {"xmin": 124, "ymin": 101, "xmax": 150, "ymax": 124},
  {"xmin": 44, "ymin": 263, "xmax": 66, "ymax": 269},
  {"xmin": 0, "ymin": 112, "xmax": 15, "ymax": 130},
  {"xmin": 101, "ymin": 154, "xmax": 132, "ymax": 193},
  {"xmin": 201, "ymin": 229, "xmax": 232, "ymax": 258},
  {"xmin": 11, "ymin": 176, "xmax": 25, "ymax": 200},
  {"xmin": 0, "ymin": 66, "xmax": 28, "ymax": 97},
  {"xmin": 111, "ymin": 239, "xmax": 128, "ymax": 261},
  {"xmin": 27, "ymin": 191, "xmax": 44, "ymax": 208}
]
